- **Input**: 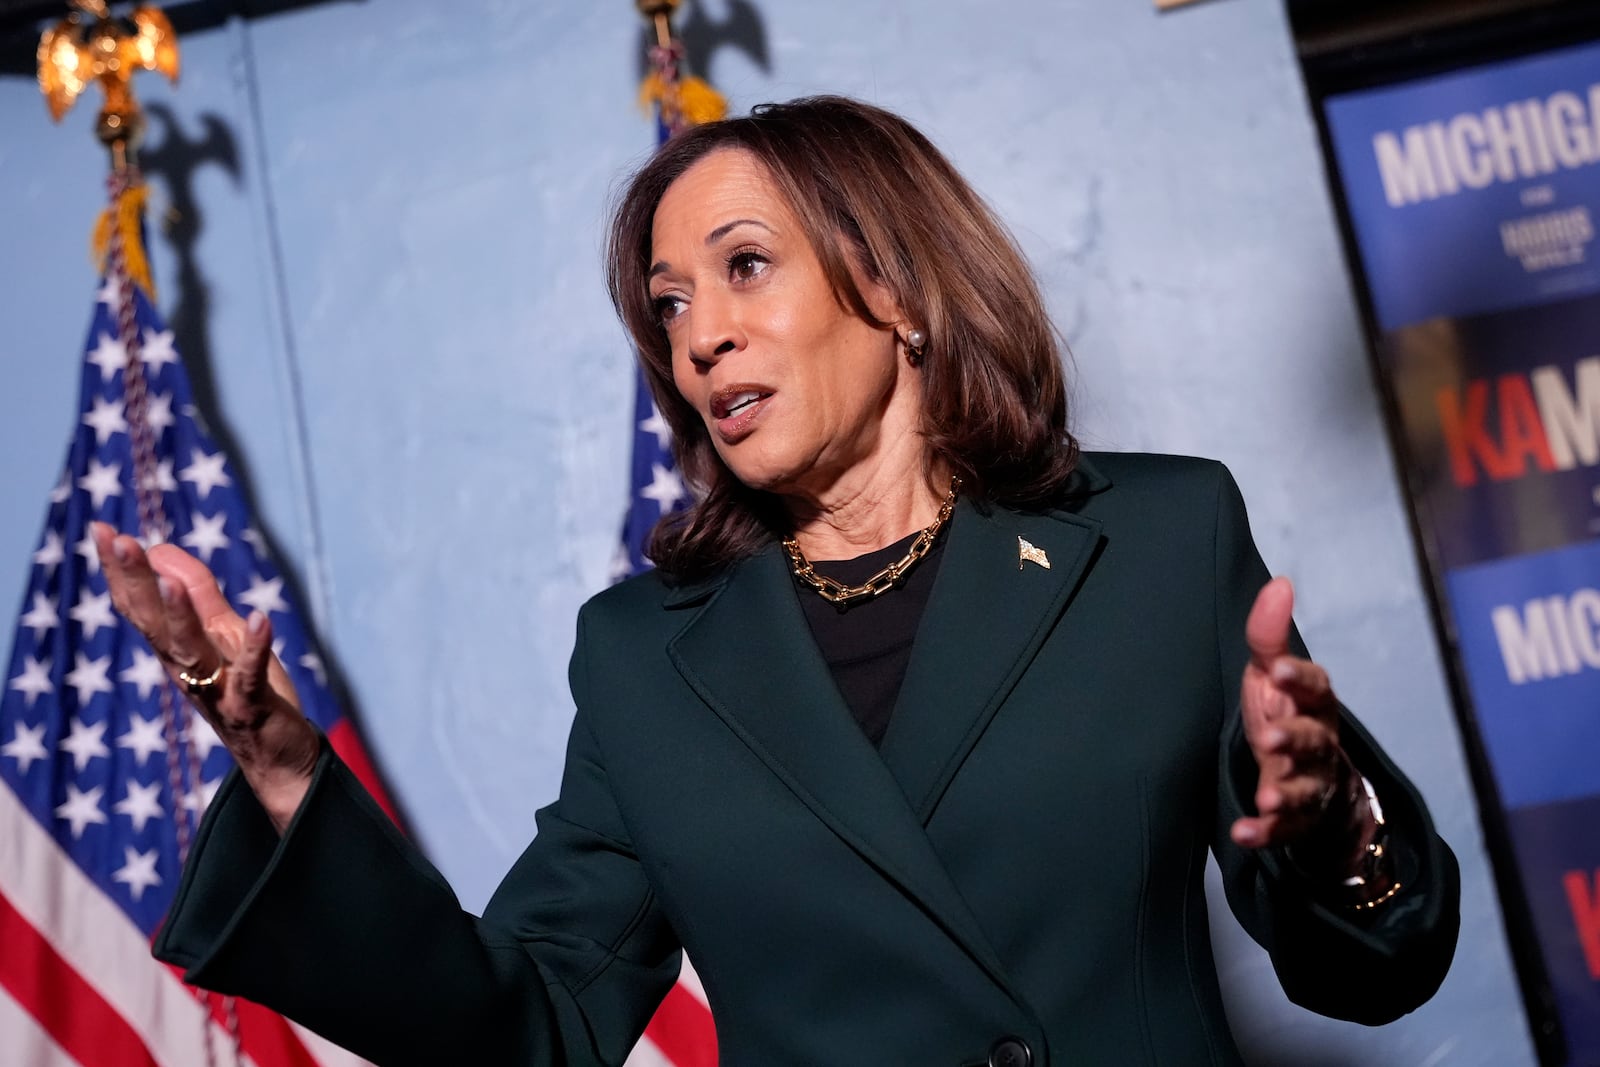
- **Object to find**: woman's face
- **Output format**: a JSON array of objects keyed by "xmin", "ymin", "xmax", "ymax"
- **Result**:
[{"xmin": 649, "ymin": 149, "xmax": 921, "ymax": 499}]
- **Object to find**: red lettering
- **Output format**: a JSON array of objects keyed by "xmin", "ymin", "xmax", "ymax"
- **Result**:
[
  {"xmin": 1498, "ymin": 375, "xmax": 1559, "ymax": 478},
  {"xmin": 1563, "ymin": 868, "xmax": 1600, "ymax": 979},
  {"xmin": 1437, "ymin": 382, "xmax": 1506, "ymax": 486}
]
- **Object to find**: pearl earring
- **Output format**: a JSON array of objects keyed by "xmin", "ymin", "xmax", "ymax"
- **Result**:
[{"xmin": 904, "ymin": 328, "xmax": 927, "ymax": 365}]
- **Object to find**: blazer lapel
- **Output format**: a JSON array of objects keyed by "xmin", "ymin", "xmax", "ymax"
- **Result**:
[
  {"xmin": 880, "ymin": 498, "xmax": 1104, "ymax": 822},
  {"xmin": 668, "ymin": 545, "xmax": 1021, "ymax": 998}
]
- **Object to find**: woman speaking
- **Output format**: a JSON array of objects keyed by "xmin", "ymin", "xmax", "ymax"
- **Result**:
[{"xmin": 95, "ymin": 96, "xmax": 1458, "ymax": 1066}]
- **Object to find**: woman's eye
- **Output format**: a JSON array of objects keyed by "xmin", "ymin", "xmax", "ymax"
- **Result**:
[
  {"xmin": 653, "ymin": 294, "xmax": 686, "ymax": 324},
  {"xmin": 728, "ymin": 251, "xmax": 768, "ymax": 282}
]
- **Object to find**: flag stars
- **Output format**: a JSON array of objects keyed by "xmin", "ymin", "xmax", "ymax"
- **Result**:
[
  {"xmin": 145, "ymin": 392, "xmax": 175, "ymax": 435},
  {"xmin": 86, "ymin": 333, "xmax": 128, "ymax": 382},
  {"xmin": 181, "ymin": 776, "xmax": 222, "ymax": 815},
  {"xmin": 55, "ymin": 782, "xmax": 107, "ymax": 839},
  {"xmin": 70, "ymin": 589, "xmax": 117, "ymax": 640},
  {"xmin": 111, "ymin": 846, "xmax": 162, "ymax": 901},
  {"xmin": 178, "ymin": 448, "xmax": 230, "ymax": 500},
  {"xmin": 21, "ymin": 592, "xmax": 59, "ymax": 643},
  {"xmin": 139, "ymin": 459, "xmax": 178, "ymax": 494},
  {"xmin": 180, "ymin": 512, "xmax": 230, "ymax": 563},
  {"xmin": 238, "ymin": 574, "xmax": 288, "ymax": 616},
  {"xmin": 119, "ymin": 648, "xmax": 166, "ymax": 701},
  {"xmin": 49, "ymin": 474, "xmax": 72, "ymax": 505},
  {"xmin": 63, "ymin": 652, "xmax": 114, "ymax": 706},
  {"xmin": 75, "ymin": 532, "xmax": 102, "ymax": 575},
  {"xmin": 299, "ymin": 652, "xmax": 327, "ymax": 687},
  {"xmin": 34, "ymin": 530, "xmax": 65, "ymax": 574},
  {"xmin": 138, "ymin": 521, "xmax": 173, "ymax": 548},
  {"xmin": 140, "ymin": 327, "xmax": 178, "ymax": 370},
  {"xmin": 639, "ymin": 403, "xmax": 673, "ymax": 450},
  {"xmin": 2, "ymin": 720, "xmax": 48, "ymax": 775},
  {"xmin": 58, "ymin": 717, "xmax": 110, "ymax": 772},
  {"xmin": 96, "ymin": 276, "xmax": 120, "ymax": 308},
  {"xmin": 639, "ymin": 463, "xmax": 686, "ymax": 512},
  {"xmin": 79, "ymin": 457, "xmax": 124, "ymax": 510},
  {"xmin": 181, "ymin": 714, "xmax": 223, "ymax": 762},
  {"xmin": 116, "ymin": 712, "xmax": 167, "ymax": 767},
  {"xmin": 114, "ymin": 780, "xmax": 165, "ymax": 834},
  {"xmin": 9, "ymin": 655, "xmax": 53, "ymax": 707},
  {"xmin": 81, "ymin": 396, "xmax": 129, "ymax": 445}
]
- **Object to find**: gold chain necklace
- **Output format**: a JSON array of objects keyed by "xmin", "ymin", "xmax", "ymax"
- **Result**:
[{"xmin": 783, "ymin": 476, "xmax": 960, "ymax": 606}]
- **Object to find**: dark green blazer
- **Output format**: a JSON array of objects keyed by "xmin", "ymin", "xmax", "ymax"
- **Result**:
[{"xmin": 154, "ymin": 453, "xmax": 1459, "ymax": 1067}]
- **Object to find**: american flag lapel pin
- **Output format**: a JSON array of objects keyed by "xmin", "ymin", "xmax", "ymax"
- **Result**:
[{"xmin": 1018, "ymin": 536, "xmax": 1050, "ymax": 570}]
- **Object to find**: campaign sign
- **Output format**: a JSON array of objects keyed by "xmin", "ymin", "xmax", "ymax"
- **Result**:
[
  {"xmin": 1323, "ymin": 37, "xmax": 1600, "ymax": 1059},
  {"xmin": 1508, "ymin": 794, "xmax": 1600, "ymax": 1062},
  {"xmin": 1448, "ymin": 540, "xmax": 1600, "ymax": 811},
  {"xmin": 1326, "ymin": 38, "xmax": 1600, "ymax": 331},
  {"xmin": 1383, "ymin": 293, "xmax": 1600, "ymax": 569}
]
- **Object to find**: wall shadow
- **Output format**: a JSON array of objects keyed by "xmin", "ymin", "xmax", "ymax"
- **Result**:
[
  {"xmin": 138, "ymin": 102, "xmax": 407, "ymax": 830},
  {"xmin": 634, "ymin": 0, "xmax": 771, "ymax": 89}
]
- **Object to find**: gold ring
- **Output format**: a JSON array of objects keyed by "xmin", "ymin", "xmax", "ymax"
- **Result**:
[{"xmin": 177, "ymin": 662, "xmax": 224, "ymax": 695}]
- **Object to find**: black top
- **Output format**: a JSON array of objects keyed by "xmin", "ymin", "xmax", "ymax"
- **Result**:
[{"xmin": 794, "ymin": 530, "xmax": 946, "ymax": 747}]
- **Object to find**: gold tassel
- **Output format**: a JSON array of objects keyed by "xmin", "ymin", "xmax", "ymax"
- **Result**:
[
  {"xmin": 90, "ymin": 184, "xmax": 156, "ymax": 302},
  {"xmin": 638, "ymin": 73, "xmax": 728, "ymax": 129},
  {"xmin": 675, "ymin": 76, "xmax": 727, "ymax": 126},
  {"xmin": 638, "ymin": 72, "xmax": 670, "ymax": 113}
]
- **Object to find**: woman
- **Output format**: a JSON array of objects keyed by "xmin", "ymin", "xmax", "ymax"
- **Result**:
[{"xmin": 97, "ymin": 96, "xmax": 1458, "ymax": 1066}]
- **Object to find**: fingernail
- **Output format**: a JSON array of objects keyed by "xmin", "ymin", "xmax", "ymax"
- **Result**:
[
  {"xmin": 1236, "ymin": 824, "xmax": 1260, "ymax": 846},
  {"xmin": 158, "ymin": 577, "xmax": 177, "ymax": 605},
  {"xmin": 247, "ymin": 611, "xmax": 266, "ymax": 636},
  {"xmin": 1272, "ymin": 661, "xmax": 1295, "ymax": 683},
  {"xmin": 113, "ymin": 537, "xmax": 134, "ymax": 565},
  {"xmin": 1264, "ymin": 729, "xmax": 1287, "ymax": 750}
]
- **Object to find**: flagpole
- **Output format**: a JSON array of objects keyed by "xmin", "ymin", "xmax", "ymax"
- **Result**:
[{"xmin": 37, "ymin": 8, "xmax": 249, "ymax": 1064}]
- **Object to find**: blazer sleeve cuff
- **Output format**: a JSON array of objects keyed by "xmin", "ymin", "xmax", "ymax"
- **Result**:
[
  {"xmin": 1220, "ymin": 706, "xmax": 1461, "ymax": 1023},
  {"xmin": 152, "ymin": 732, "xmax": 448, "ymax": 989}
]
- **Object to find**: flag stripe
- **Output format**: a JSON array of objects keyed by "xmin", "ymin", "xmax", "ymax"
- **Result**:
[
  {"xmin": 207, "ymin": 995, "xmax": 321, "ymax": 1067},
  {"xmin": 0, "ymin": 892, "xmax": 159, "ymax": 1067},
  {"xmin": 640, "ymin": 981, "xmax": 718, "ymax": 1067},
  {"xmin": 623, "ymin": 1035, "xmax": 676, "ymax": 1067},
  {"xmin": 0, "ymin": 984, "xmax": 89, "ymax": 1067},
  {"xmin": 326, "ymin": 719, "xmax": 398, "ymax": 826},
  {"xmin": 0, "ymin": 782, "xmax": 240, "ymax": 1067},
  {"xmin": 290, "ymin": 1022, "xmax": 376, "ymax": 1067},
  {"xmin": 675, "ymin": 954, "xmax": 708, "ymax": 1008}
]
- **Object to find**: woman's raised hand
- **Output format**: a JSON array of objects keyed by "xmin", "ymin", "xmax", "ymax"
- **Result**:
[
  {"xmin": 1229, "ymin": 577, "xmax": 1375, "ymax": 877},
  {"xmin": 92, "ymin": 521, "xmax": 320, "ymax": 833}
]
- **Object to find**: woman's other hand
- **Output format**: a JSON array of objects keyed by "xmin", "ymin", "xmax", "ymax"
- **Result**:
[
  {"xmin": 93, "ymin": 521, "xmax": 319, "ymax": 833},
  {"xmin": 1229, "ymin": 577, "xmax": 1375, "ymax": 878}
]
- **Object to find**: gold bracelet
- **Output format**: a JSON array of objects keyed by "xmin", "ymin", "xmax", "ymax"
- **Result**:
[{"xmin": 1340, "ymin": 777, "xmax": 1401, "ymax": 910}]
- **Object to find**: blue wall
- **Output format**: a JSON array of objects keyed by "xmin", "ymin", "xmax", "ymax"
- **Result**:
[{"xmin": 0, "ymin": 2, "xmax": 1537, "ymax": 1062}]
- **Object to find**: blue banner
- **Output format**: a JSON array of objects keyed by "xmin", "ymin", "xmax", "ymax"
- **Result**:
[
  {"xmin": 1326, "ymin": 37, "xmax": 1600, "ymax": 1062},
  {"xmin": 1448, "ymin": 540, "xmax": 1600, "ymax": 810},
  {"xmin": 1327, "ymin": 39, "xmax": 1600, "ymax": 330}
]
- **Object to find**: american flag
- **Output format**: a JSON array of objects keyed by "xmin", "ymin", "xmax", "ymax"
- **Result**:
[
  {"xmin": 613, "ymin": 37, "xmax": 718, "ymax": 1067},
  {"xmin": 0, "ymin": 177, "xmax": 387, "ymax": 1067},
  {"xmin": 613, "ymin": 364, "xmax": 687, "ymax": 582}
]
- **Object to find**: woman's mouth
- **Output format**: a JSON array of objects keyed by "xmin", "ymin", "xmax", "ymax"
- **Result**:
[{"xmin": 710, "ymin": 385, "xmax": 774, "ymax": 439}]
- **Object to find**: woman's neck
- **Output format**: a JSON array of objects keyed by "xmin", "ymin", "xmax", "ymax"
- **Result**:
[{"xmin": 782, "ymin": 454, "xmax": 952, "ymax": 562}]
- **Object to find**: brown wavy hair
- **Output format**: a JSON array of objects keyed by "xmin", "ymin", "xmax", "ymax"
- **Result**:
[{"xmin": 606, "ymin": 95, "xmax": 1078, "ymax": 581}]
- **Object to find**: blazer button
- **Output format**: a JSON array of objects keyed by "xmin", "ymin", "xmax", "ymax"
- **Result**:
[{"xmin": 989, "ymin": 1037, "xmax": 1032, "ymax": 1067}]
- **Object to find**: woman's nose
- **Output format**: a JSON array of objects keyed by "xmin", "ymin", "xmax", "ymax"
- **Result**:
[{"xmin": 687, "ymin": 291, "xmax": 744, "ymax": 367}]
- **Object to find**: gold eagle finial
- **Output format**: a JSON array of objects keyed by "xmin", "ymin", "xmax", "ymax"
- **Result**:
[{"xmin": 38, "ymin": 1, "xmax": 179, "ymax": 157}]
